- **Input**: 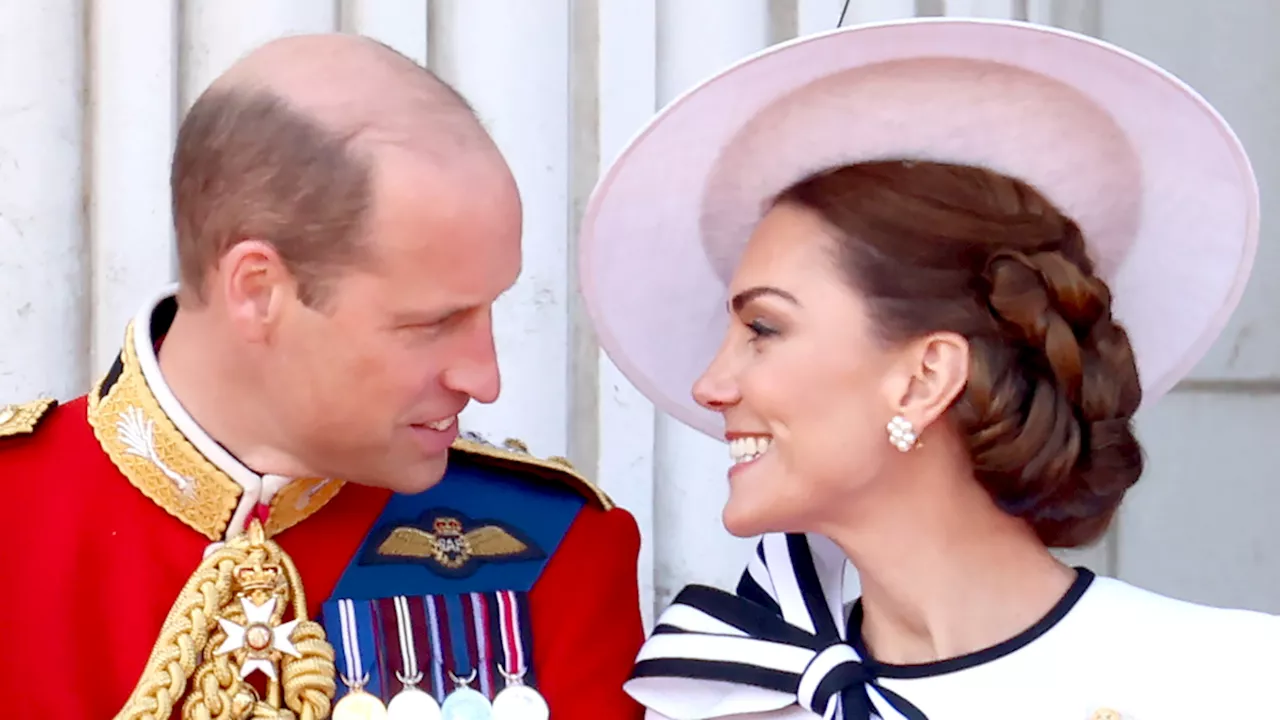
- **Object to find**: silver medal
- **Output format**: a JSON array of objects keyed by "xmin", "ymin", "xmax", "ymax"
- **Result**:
[
  {"xmin": 388, "ymin": 670, "xmax": 443, "ymax": 720},
  {"xmin": 491, "ymin": 591, "xmax": 545, "ymax": 720},
  {"xmin": 387, "ymin": 685, "xmax": 443, "ymax": 720},
  {"xmin": 385, "ymin": 597, "xmax": 444, "ymax": 720},
  {"xmin": 491, "ymin": 683, "xmax": 549, "ymax": 720},
  {"xmin": 440, "ymin": 685, "xmax": 492, "ymax": 720}
]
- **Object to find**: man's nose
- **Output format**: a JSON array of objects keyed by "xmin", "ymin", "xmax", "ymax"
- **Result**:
[{"xmin": 442, "ymin": 319, "xmax": 502, "ymax": 404}]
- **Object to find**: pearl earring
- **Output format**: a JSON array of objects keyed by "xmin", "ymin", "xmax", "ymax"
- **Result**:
[{"xmin": 887, "ymin": 415, "xmax": 918, "ymax": 452}]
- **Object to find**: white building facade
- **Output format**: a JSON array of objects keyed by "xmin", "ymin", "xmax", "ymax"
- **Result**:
[{"xmin": 2, "ymin": 0, "xmax": 1277, "ymax": 629}]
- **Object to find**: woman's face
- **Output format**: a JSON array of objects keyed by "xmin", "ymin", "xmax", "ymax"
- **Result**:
[{"xmin": 693, "ymin": 202, "xmax": 909, "ymax": 538}]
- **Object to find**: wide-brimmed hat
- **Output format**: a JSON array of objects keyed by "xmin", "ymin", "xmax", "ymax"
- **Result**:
[{"xmin": 578, "ymin": 17, "xmax": 1258, "ymax": 441}]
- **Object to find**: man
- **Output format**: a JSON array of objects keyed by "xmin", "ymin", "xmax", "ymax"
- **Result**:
[{"xmin": 0, "ymin": 34, "xmax": 645, "ymax": 720}]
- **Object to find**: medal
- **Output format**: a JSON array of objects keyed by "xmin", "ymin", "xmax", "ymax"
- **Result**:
[
  {"xmin": 491, "ymin": 677, "xmax": 548, "ymax": 720},
  {"xmin": 438, "ymin": 593, "xmax": 493, "ymax": 720},
  {"xmin": 387, "ymin": 682, "xmax": 443, "ymax": 720},
  {"xmin": 334, "ymin": 687, "xmax": 389, "ymax": 720},
  {"xmin": 441, "ymin": 671, "xmax": 492, "ymax": 720},
  {"xmin": 330, "ymin": 598, "xmax": 389, "ymax": 720},
  {"xmin": 386, "ymin": 596, "xmax": 443, "ymax": 720},
  {"xmin": 491, "ymin": 590, "xmax": 548, "ymax": 720}
]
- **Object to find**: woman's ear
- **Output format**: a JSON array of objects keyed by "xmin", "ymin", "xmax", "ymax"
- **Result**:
[{"xmin": 890, "ymin": 331, "xmax": 969, "ymax": 431}]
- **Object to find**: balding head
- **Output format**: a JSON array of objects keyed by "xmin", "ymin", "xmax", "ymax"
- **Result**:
[
  {"xmin": 172, "ymin": 33, "xmax": 502, "ymax": 306},
  {"xmin": 162, "ymin": 34, "xmax": 523, "ymax": 493}
]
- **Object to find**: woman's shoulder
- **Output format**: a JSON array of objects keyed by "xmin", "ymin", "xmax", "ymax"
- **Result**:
[
  {"xmin": 1070, "ymin": 574, "xmax": 1278, "ymax": 705},
  {"xmin": 1081, "ymin": 574, "xmax": 1280, "ymax": 641}
]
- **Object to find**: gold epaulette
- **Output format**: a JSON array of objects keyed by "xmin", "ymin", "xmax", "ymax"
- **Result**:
[
  {"xmin": 0, "ymin": 397, "xmax": 57, "ymax": 439},
  {"xmin": 451, "ymin": 434, "xmax": 615, "ymax": 511}
]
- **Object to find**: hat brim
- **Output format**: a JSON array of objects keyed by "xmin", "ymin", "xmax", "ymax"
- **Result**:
[{"xmin": 579, "ymin": 18, "xmax": 1259, "ymax": 441}]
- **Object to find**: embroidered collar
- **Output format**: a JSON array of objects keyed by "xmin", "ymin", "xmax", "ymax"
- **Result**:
[{"xmin": 87, "ymin": 287, "xmax": 344, "ymax": 542}]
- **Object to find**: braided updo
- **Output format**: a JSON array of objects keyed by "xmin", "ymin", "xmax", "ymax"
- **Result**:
[{"xmin": 775, "ymin": 160, "xmax": 1143, "ymax": 548}]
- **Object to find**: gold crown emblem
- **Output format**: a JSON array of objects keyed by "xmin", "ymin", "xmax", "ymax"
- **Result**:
[
  {"xmin": 433, "ymin": 517, "xmax": 464, "ymax": 535},
  {"xmin": 235, "ymin": 559, "xmax": 283, "ymax": 593}
]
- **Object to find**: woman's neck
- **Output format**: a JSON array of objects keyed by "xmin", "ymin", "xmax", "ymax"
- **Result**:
[{"xmin": 821, "ymin": 454, "xmax": 1078, "ymax": 665}]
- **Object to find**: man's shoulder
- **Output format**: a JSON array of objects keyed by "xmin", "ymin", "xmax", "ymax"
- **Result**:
[
  {"xmin": 0, "ymin": 394, "xmax": 117, "ymax": 532},
  {"xmin": 447, "ymin": 432, "xmax": 615, "ymax": 511},
  {"xmin": 331, "ymin": 432, "xmax": 626, "ymax": 598},
  {"xmin": 0, "ymin": 396, "xmax": 60, "ymax": 440},
  {"xmin": 0, "ymin": 394, "xmax": 95, "ymax": 465}
]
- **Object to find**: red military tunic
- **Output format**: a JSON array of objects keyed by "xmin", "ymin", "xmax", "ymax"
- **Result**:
[{"xmin": 0, "ymin": 294, "xmax": 645, "ymax": 719}]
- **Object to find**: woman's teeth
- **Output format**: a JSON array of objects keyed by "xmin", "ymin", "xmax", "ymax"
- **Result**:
[{"xmin": 729, "ymin": 436, "xmax": 771, "ymax": 464}]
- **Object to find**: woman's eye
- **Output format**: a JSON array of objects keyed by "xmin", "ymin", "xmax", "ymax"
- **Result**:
[{"xmin": 747, "ymin": 319, "xmax": 779, "ymax": 340}]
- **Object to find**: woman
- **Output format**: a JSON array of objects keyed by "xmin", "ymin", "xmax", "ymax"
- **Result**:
[{"xmin": 578, "ymin": 17, "xmax": 1278, "ymax": 720}]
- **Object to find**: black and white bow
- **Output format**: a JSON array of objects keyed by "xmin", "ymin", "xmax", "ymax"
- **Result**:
[{"xmin": 625, "ymin": 533, "xmax": 928, "ymax": 720}]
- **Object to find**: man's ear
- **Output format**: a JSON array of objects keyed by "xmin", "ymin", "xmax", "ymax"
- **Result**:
[{"xmin": 218, "ymin": 239, "xmax": 295, "ymax": 342}]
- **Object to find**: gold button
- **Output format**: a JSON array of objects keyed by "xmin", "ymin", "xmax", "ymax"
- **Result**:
[{"xmin": 1090, "ymin": 710, "xmax": 1121, "ymax": 720}]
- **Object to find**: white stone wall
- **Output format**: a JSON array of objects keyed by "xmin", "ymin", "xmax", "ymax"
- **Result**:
[{"xmin": 1, "ymin": 0, "xmax": 1276, "ymax": 630}]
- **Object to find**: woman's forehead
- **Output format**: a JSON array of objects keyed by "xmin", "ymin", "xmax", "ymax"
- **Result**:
[{"xmin": 732, "ymin": 206, "xmax": 844, "ymax": 291}]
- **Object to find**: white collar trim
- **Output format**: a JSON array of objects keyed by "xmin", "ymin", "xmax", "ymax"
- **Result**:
[{"xmin": 131, "ymin": 285, "xmax": 295, "ymax": 539}]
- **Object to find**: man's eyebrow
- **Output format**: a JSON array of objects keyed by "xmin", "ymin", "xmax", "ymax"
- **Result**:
[
  {"xmin": 391, "ymin": 305, "xmax": 474, "ymax": 325},
  {"xmin": 729, "ymin": 286, "xmax": 801, "ymax": 313}
]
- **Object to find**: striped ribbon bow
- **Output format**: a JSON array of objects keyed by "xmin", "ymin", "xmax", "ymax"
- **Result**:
[{"xmin": 626, "ymin": 533, "xmax": 928, "ymax": 720}]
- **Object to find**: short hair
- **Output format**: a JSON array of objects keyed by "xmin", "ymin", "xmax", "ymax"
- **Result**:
[
  {"xmin": 776, "ymin": 160, "xmax": 1143, "ymax": 548},
  {"xmin": 170, "ymin": 87, "xmax": 372, "ymax": 308}
]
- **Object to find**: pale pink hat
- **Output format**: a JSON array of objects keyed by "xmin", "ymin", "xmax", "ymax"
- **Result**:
[{"xmin": 579, "ymin": 18, "xmax": 1259, "ymax": 441}]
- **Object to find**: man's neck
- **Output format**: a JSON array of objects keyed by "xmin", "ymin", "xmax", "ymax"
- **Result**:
[
  {"xmin": 823, "ymin": 454, "xmax": 1077, "ymax": 666},
  {"xmin": 155, "ymin": 309, "xmax": 312, "ymax": 479}
]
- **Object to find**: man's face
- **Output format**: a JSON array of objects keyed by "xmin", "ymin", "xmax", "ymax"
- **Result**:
[{"xmin": 266, "ymin": 149, "xmax": 522, "ymax": 492}]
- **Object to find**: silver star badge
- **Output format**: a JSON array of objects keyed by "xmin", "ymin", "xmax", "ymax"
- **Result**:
[{"xmin": 215, "ymin": 596, "xmax": 302, "ymax": 680}]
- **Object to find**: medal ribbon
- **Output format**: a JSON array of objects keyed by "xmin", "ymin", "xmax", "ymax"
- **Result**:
[
  {"xmin": 393, "ymin": 596, "xmax": 424, "ymax": 685},
  {"xmin": 466, "ymin": 592, "xmax": 497, "ymax": 697},
  {"xmin": 441, "ymin": 594, "xmax": 478, "ymax": 690},
  {"xmin": 332, "ymin": 598, "xmax": 382, "ymax": 698},
  {"xmin": 495, "ymin": 590, "xmax": 529, "ymax": 684},
  {"xmin": 425, "ymin": 594, "xmax": 448, "ymax": 703}
]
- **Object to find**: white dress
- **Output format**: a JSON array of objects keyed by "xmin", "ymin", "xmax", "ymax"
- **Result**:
[{"xmin": 626, "ymin": 534, "xmax": 1280, "ymax": 720}]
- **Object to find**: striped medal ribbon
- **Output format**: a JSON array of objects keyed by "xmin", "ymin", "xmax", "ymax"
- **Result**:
[
  {"xmin": 386, "ymin": 596, "xmax": 443, "ymax": 720},
  {"xmin": 490, "ymin": 591, "xmax": 548, "ymax": 720},
  {"xmin": 437, "ymin": 594, "xmax": 494, "ymax": 720},
  {"xmin": 332, "ymin": 598, "xmax": 389, "ymax": 720}
]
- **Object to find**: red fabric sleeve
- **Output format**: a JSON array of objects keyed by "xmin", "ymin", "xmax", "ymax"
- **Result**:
[{"xmin": 528, "ymin": 504, "xmax": 647, "ymax": 719}]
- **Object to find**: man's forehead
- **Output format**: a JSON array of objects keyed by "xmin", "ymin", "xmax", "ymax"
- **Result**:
[
  {"xmin": 367, "ymin": 142, "xmax": 519, "ymax": 225},
  {"xmin": 363, "ymin": 160, "xmax": 521, "ymax": 282}
]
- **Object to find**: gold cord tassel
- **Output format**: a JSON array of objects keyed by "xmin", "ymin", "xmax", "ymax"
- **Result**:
[{"xmin": 114, "ymin": 520, "xmax": 336, "ymax": 720}]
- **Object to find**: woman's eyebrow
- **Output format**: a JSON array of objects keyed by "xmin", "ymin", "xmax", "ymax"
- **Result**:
[{"xmin": 729, "ymin": 286, "xmax": 801, "ymax": 313}]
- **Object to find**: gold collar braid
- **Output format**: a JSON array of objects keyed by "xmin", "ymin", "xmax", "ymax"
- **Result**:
[
  {"xmin": 87, "ymin": 321, "xmax": 345, "ymax": 541},
  {"xmin": 90, "ymin": 321, "xmax": 339, "ymax": 718}
]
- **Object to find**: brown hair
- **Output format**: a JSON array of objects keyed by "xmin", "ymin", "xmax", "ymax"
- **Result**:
[
  {"xmin": 776, "ymin": 160, "xmax": 1143, "ymax": 548},
  {"xmin": 171, "ymin": 88, "xmax": 373, "ymax": 308}
]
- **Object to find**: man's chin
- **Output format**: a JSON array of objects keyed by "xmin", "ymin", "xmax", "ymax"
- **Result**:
[{"xmin": 349, "ymin": 454, "xmax": 450, "ymax": 495}]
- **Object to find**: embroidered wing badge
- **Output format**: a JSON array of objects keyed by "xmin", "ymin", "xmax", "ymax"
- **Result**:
[
  {"xmin": 365, "ymin": 508, "xmax": 545, "ymax": 578},
  {"xmin": 0, "ymin": 398, "xmax": 56, "ymax": 439}
]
